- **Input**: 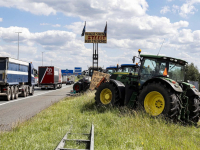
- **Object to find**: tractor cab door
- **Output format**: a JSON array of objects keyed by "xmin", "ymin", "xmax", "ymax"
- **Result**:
[{"xmin": 139, "ymin": 58, "xmax": 167, "ymax": 85}]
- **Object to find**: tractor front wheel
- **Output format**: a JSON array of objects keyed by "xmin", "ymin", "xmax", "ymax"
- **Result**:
[
  {"xmin": 138, "ymin": 82, "xmax": 180, "ymax": 120},
  {"xmin": 95, "ymin": 82, "xmax": 120, "ymax": 106}
]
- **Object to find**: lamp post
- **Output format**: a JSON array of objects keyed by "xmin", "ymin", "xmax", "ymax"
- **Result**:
[
  {"xmin": 42, "ymin": 52, "xmax": 44, "ymax": 66},
  {"xmin": 15, "ymin": 32, "xmax": 22, "ymax": 59}
]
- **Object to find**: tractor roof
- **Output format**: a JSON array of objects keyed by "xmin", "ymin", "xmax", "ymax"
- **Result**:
[
  {"xmin": 121, "ymin": 64, "xmax": 136, "ymax": 67},
  {"xmin": 140, "ymin": 54, "xmax": 188, "ymax": 65},
  {"xmin": 106, "ymin": 66, "xmax": 117, "ymax": 69}
]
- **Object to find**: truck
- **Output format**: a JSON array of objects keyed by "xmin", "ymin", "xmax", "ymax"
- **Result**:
[
  {"xmin": 0, "ymin": 57, "xmax": 36, "ymax": 101},
  {"xmin": 62, "ymin": 75, "xmax": 67, "ymax": 84},
  {"xmin": 38, "ymin": 66, "xmax": 62, "ymax": 90}
]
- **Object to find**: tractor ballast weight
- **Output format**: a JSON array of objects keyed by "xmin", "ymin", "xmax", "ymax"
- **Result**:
[{"xmin": 94, "ymin": 49, "xmax": 200, "ymax": 125}]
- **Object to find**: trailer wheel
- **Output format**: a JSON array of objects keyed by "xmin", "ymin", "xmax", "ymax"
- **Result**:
[
  {"xmin": 6, "ymin": 87, "xmax": 11, "ymax": 101},
  {"xmin": 60, "ymin": 84, "xmax": 62, "ymax": 88},
  {"xmin": 53, "ymin": 85, "xmax": 57, "ymax": 90},
  {"xmin": 11, "ymin": 86, "xmax": 15, "ymax": 100},
  {"xmin": 30, "ymin": 86, "xmax": 34, "ymax": 95},
  {"xmin": 26, "ymin": 87, "xmax": 29, "ymax": 96},
  {"xmin": 23, "ymin": 87, "xmax": 27, "ymax": 97},
  {"xmin": 14, "ymin": 86, "xmax": 19, "ymax": 99}
]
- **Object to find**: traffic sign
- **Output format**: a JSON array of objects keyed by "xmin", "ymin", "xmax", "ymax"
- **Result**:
[
  {"xmin": 74, "ymin": 67, "xmax": 82, "ymax": 73},
  {"xmin": 61, "ymin": 70, "xmax": 73, "ymax": 76}
]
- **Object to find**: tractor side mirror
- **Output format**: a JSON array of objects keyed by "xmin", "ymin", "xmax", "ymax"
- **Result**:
[{"xmin": 132, "ymin": 56, "xmax": 135, "ymax": 63}]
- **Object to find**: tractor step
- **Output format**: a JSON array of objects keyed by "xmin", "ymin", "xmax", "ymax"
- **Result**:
[{"xmin": 55, "ymin": 124, "xmax": 94, "ymax": 150}]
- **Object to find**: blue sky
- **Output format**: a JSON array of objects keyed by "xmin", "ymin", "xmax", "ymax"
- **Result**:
[{"xmin": 0, "ymin": 0, "xmax": 200, "ymax": 71}]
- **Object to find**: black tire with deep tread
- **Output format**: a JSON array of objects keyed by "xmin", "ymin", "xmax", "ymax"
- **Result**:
[
  {"xmin": 188, "ymin": 96, "xmax": 200, "ymax": 123},
  {"xmin": 138, "ymin": 82, "xmax": 180, "ymax": 120},
  {"xmin": 73, "ymin": 82, "xmax": 82, "ymax": 93},
  {"xmin": 95, "ymin": 82, "xmax": 120, "ymax": 106}
]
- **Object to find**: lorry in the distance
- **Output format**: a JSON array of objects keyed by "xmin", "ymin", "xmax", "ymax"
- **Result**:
[
  {"xmin": 38, "ymin": 66, "xmax": 62, "ymax": 90},
  {"xmin": 0, "ymin": 57, "xmax": 36, "ymax": 101},
  {"xmin": 62, "ymin": 75, "xmax": 67, "ymax": 84}
]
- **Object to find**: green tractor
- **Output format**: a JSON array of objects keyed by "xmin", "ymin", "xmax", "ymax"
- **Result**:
[{"xmin": 95, "ymin": 49, "xmax": 200, "ymax": 124}]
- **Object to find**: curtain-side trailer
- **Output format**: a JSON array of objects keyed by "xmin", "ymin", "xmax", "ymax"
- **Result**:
[
  {"xmin": 0, "ymin": 57, "xmax": 36, "ymax": 101},
  {"xmin": 38, "ymin": 66, "xmax": 62, "ymax": 90}
]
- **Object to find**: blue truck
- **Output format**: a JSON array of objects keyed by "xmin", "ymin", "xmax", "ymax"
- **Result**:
[{"xmin": 0, "ymin": 57, "xmax": 36, "ymax": 101}]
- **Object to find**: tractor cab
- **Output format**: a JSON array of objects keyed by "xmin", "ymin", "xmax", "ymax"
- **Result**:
[
  {"xmin": 120, "ymin": 64, "xmax": 139, "ymax": 75},
  {"xmin": 136, "ymin": 55, "xmax": 187, "ymax": 86},
  {"xmin": 106, "ymin": 66, "xmax": 119, "ymax": 74},
  {"xmin": 88, "ymin": 66, "xmax": 103, "ymax": 77}
]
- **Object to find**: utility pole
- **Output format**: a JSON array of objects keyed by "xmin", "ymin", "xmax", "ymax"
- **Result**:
[
  {"xmin": 15, "ymin": 32, "xmax": 22, "ymax": 59},
  {"xmin": 42, "ymin": 52, "xmax": 44, "ymax": 66}
]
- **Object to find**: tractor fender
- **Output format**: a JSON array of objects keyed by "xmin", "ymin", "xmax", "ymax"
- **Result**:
[
  {"xmin": 186, "ymin": 88, "xmax": 200, "ymax": 97},
  {"xmin": 110, "ymin": 79, "xmax": 125, "ymax": 99},
  {"xmin": 141, "ymin": 77, "xmax": 183, "ymax": 93},
  {"xmin": 181, "ymin": 82, "xmax": 200, "ymax": 97}
]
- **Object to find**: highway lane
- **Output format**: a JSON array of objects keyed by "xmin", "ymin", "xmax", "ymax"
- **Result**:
[{"xmin": 0, "ymin": 84, "xmax": 73, "ymax": 131}]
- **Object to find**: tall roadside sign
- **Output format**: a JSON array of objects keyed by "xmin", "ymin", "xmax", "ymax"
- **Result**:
[
  {"xmin": 82, "ymin": 21, "xmax": 107, "ymax": 72},
  {"xmin": 85, "ymin": 32, "xmax": 107, "ymax": 43}
]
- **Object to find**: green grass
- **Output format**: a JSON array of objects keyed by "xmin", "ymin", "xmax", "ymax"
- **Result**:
[{"xmin": 0, "ymin": 91, "xmax": 200, "ymax": 150}]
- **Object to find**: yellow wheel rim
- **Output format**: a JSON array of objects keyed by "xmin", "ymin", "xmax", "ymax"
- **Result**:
[
  {"xmin": 144, "ymin": 91, "xmax": 165, "ymax": 116},
  {"xmin": 100, "ymin": 88, "xmax": 112, "ymax": 105}
]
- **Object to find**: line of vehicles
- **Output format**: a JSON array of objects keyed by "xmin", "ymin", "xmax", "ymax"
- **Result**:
[{"xmin": 0, "ymin": 57, "xmax": 65, "ymax": 101}]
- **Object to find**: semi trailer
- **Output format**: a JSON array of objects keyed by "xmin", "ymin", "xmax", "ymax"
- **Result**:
[
  {"xmin": 38, "ymin": 66, "xmax": 62, "ymax": 90},
  {"xmin": 0, "ymin": 57, "xmax": 36, "ymax": 101}
]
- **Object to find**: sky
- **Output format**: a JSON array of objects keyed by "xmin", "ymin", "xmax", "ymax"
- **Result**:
[{"xmin": 0, "ymin": 0, "xmax": 200, "ymax": 71}]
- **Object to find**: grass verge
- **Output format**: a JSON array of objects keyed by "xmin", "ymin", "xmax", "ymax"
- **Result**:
[{"xmin": 0, "ymin": 91, "xmax": 200, "ymax": 150}]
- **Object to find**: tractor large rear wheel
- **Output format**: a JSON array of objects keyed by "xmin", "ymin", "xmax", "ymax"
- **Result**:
[
  {"xmin": 95, "ymin": 82, "xmax": 120, "ymax": 106},
  {"xmin": 138, "ymin": 82, "xmax": 180, "ymax": 120},
  {"xmin": 73, "ymin": 82, "xmax": 82, "ymax": 93},
  {"xmin": 188, "ymin": 96, "xmax": 200, "ymax": 123}
]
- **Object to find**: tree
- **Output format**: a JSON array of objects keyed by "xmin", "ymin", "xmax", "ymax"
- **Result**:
[{"xmin": 185, "ymin": 63, "xmax": 200, "ymax": 89}]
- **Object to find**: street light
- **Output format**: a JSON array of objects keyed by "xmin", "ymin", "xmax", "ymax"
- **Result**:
[
  {"xmin": 42, "ymin": 52, "xmax": 44, "ymax": 66},
  {"xmin": 15, "ymin": 32, "xmax": 22, "ymax": 59}
]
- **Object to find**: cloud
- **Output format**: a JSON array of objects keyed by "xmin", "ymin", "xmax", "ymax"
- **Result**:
[
  {"xmin": 0, "ymin": 26, "xmax": 93, "ymax": 70},
  {"xmin": 0, "ymin": 0, "xmax": 200, "ymax": 69},
  {"xmin": 40, "ymin": 23, "xmax": 49, "ymax": 26},
  {"xmin": 0, "ymin": 0, "xmax": 148, "ymax": 18},
  {"xmin": 52, "ymin": 24, "xmax": 61, "ymax": 27},
  {"xmin": 172, "ymin": 5, "xmax": 179, "ymax": 13},
  {"xmin": 179, "ymin": 0, "xmax": 199, "ymax": 18},
  {"xmin": 0, "ymin": 1, "xmax": 56, "ymax": 16},
  {"xmin": 0, "ymin": 18, "xmax": 2, "ymax": 22},
  {"xmin": 160, "ymin": 6, "xmax": 171, "ymax": 14}
]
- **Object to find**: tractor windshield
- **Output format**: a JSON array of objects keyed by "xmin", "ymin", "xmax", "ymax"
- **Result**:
[
  {"xmin": 106, "ymin": 69, "xmax": 116, "ymax": 74},
  {"xmin": 121, "ymin": 67, "xmax": 134, "ymax": 73},
  {"xmin": 168, "ymin": 62, "xmax": 184, "ymax": 82},
  {"xmin": 140, "ymin": 58, "xmax": 185, "ymax": 83}
]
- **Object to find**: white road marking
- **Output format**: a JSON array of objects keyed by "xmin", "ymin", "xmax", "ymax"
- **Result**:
[{"xmin": 0, "ymin": 85, "xmax": 72, "ymax": 107}]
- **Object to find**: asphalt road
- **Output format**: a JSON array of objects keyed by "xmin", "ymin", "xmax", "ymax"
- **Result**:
[{"xmin": 0, "ymin": 84, "xmax": 73, "ymax": 131}]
